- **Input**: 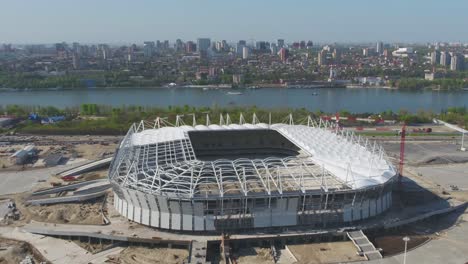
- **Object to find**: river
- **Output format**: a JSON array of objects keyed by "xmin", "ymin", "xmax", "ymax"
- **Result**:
[{"xmin": 1, "ymin": 87, "xmax": 467, "ymax": 113}]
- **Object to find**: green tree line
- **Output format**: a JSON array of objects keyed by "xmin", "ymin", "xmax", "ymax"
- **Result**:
[{"xmin": 2, "ymin": 104, "xmax": 467, "ymax": 135}]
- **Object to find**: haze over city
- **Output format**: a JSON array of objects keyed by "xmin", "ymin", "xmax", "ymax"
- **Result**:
[{"xmin": 1, "ymin": 0, "xmax": 468, "ymax": 43}]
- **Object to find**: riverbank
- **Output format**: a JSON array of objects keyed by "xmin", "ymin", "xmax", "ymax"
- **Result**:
[
  {"xmin": 2, "ymin": 81, "xmax": 467, "ymax": 92},
  {"xmin": 0, "ymin": 81, "xmax": 343, "ymax": 91},
  {"xmin": 1, "ymin": 104, "xmax": 466, "ymax": 135}
]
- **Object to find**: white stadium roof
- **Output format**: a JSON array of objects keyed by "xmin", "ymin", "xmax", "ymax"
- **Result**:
[{"xmin": 111, "ymin": 118, "xmax": 397, "ymax": 198}]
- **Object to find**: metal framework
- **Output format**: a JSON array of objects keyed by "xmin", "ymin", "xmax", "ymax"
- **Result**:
[{"xmin": 109, "ymin": 114, "xmax": 396, "ymax": 200}]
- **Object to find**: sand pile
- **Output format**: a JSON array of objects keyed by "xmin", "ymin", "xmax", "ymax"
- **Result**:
[
  {"xmin": 27, "ymin": 201, "xmax": 103, "ymax": 224},
  {"xmin": 107, "ymin": 247, "xmax": 188, "ymax": 264},
  {"xmin": 0, "ymin": 238, "xmax": 44, "ymax": 264}
]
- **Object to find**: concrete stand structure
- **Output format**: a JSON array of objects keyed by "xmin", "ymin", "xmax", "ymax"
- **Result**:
[{"xmin": 109, "ymin": 115, "xmax": 397, "ymax": 232}]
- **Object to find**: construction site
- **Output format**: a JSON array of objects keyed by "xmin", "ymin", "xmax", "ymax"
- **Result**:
[{"xmin": 0, "ymin": 114, "xmax": 467, "ymax": 264}]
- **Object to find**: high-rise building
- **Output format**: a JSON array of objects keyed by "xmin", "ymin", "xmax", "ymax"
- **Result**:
[
  {"xmin": 186, "ymin": 41, "xmax": 196, "ymax": 53},
  {"xmin": 55, "ymin": 42, "xmax": 67, "ymax": 58},
  {"xmin": 143, "ymin": 41, "xmax": 155, "ymax": 58},
  {"xmin": 332, "ymin": 48, "xmax": 341, "ymax": 61},
  {"xmin": 221, "ymin": 40, "xmax": 228, "ymax": 50},
  {"xmin": 383, "ymin": 49, "xmax": 390, "ymax": 58},
  {"xmin": 80, "ymin": 45, "xmax": 89, "ymax": 57},
  {"xmin": 127, "ymin": 46, "xmax": 135, "ymax": 62},
  {"xmin": 306, "ymin": 41, "xmax": 313, "ymax": 49},
  {"xmin": 318, "ymin": 50, "xmax": 326, "ymax": 66},
  {"xmin": 175, "ymin": 39, "xmax": 184, "ymax": 52},
  {"xmin": 72, "ymin": 52, "xmax": 80, "ymax": 69},
  {"xmin": 232, "ymin": 74, "xmax": 244, "ymax": 85},
  {"xmin": 197, "ymin": 38, "xmax": 211, "ymax": 53},
  {"xmin": 242, "ymin": 46, "xmax": 249, "ymax": 59},
  {"xmin": 255, "ymin": 41, "xmax": 267, "ymax": 51},
  {"xmin": 440, "ymin": 51, "xmax": 451, "ymax": 66},
  {"xmin": 299, "ymin": 41, "xmax": 306, "ymax": 49},
  {"xmin": 279, "ymin": 48, "xmax": 289, "ymax": 63},
  {"xmin": 277, "ymin": 39, "xmax": 285, "ymax": 48},
  {"xmin": 215, "ymin": 41, "xmax": 223, "ymax": 52},
  {"xmin": 270, "ymin": 43, "xmax": 278, "ymax": 55},
  {"xmin": 163, "ymin": 40, "xmax": 170, "ymax": 50},
  {"xmin": 98, "ymin": 44, "xmax": 110, "ymax": 60},
  {"xmin": 376, "ymin": 42, "xmax": 384, "ymax": 55},
  {"xmin": 72, "ymin": 42, "xmax": 80, "ymax": 55},
  {"xmin": 214, "ymin": 40, "xmax": 228, "ymax": 52},
  {"xmin": 430, "ymin": 51, "xmax": 440, "ymax": 65},
  {"xmin": 362, "ymin": 48, "xmax": 369, "ymax": 57},
  {"xmin": 236, "ymin": 43, "xmax": 245, "ymax": 57},
  {"xmin": 450, "ymin": 54, "xmax": 464, "ymax": 71},
  {"xmin": 329, "ymin": 66, "xmax": 337, "ymax": 81}
]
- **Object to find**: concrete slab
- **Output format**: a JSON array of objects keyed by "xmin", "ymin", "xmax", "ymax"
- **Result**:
[
  {"xmin": 381, "ymin": 141, "xmax": 468, "ymax": 165},
  {"xmin": 411, "ymin": 163, "xmax": 468, "ymax": 190},
  {"xmin": 288, "ymin": 241, "xmax": 366, "ymax": 263},
  {"xmin": 0, "ymin": 226, "xmax": 89, "ymax": 264},
  {"xmin": 277, "ymin": 247, "xmax": 297, "ymax": 264},
  {"xmin": 0, "ymin": 200, "xmax": 10, "ymax": 218},
  {"xmin": 0, "ymin": 166, "xmax": 68, "ymax": 195}
]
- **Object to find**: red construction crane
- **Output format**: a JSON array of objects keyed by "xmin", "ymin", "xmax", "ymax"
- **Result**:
[{"xmin": 398, "ymin": 123, "xmax": 407, "ymax": 184}]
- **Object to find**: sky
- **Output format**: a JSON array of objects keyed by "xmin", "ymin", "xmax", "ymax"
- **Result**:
[{"xmin": 0, "ymin": 0, "xmax": 467, "ymax": 44}]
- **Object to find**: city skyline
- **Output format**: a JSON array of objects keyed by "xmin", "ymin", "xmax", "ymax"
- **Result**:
[{"xmin": 1, "ymin": 0, "xmax": 467, "ymax": 43}]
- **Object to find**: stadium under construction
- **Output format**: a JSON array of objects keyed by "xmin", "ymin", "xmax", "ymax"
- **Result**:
[{"xmin": 109, "ymin": 114, "xmax": 397, "ymax": 232}]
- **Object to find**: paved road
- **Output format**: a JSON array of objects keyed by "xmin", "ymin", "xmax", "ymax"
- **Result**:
[
  {"xmin": 381, "ymin": 141, "xmax": 468, "ymax": 164},
  {"xmin": 0, "ymin": 168, "xmax": 54, "ymax": 195},
  {"xmin": 0, "ymin": 161, "xmax": 89, "ymax": 195},
  {"xmin": 58, "ymin": 157, "xmax": 112, "ymax": 177},
  {"xmin": 411, "ymin": 163, "xmax": 468, "ymax": 190},
  {"xmin": 359, "ymin": 213, "xmax": 468, "ymax": 264}
]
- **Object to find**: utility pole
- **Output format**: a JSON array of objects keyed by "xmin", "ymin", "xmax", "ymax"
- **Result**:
[
  {"xmin": 461, "ymin": 132, "xmax": 465, "ymax": 151},
  {"xmin": 402, "ymin": 236, "xmax": 410, "ymax": 264},
  {"xmin": 399, "ymin": 123, "xmax": 407, "ymax": 186}
]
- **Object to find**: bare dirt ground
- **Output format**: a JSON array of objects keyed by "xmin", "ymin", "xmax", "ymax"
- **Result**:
[
  {"xmin": 25, "ymin": 201, "xmax": 104, "ymax": 225},
  {"xmin": 235, "ymin": 247, "xmax": 274, "ymax": 264},
  {"xmin": 73, "ymin": 143, "xmax": 117, "ymax": 160},
  {"xmin": 0, "ymin": 157, "xmax": 12, "ymax": 170},
  {"xmin": 1, "ymin": 134, "xmax": 118, "ymax": 171},
  {"xmin": 106, "ymin": 246, "xmax": 189, "ymax": 264},
  {"xmin": 81, "ymin": 169, "xmax": 109, "ymax": 181},
  {"xmin": 8, "ymin": 192, "xmax": 105, "ymax": 225},
  {"xmin": 450, "ymin": 191, "xmax": 468, "ymax": 202},
  {"xmin": 373, "ymin": 235, "xmax": 430, "ymax": 257},
  {"xmin": 74, "ymin": 239, "xmax": 107, "ymax": 253},
  {"xmin": 0, "ymin": 237, "xmax": 46, "ymax": 264},
  {"xmin": 287, "ymin": 241, "xmax": 366, "ymax": 264}
]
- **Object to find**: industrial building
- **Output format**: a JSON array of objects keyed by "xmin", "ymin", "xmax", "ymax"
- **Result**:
[
  {"xmin": 109, "ymin": 116, "xmax": 397, "ymax": 232},
  {"xmin": 10, "ymin": 145, "xmax": 37, "ymax": 165},
  {"xmin": 0, "ymin": 117, "xmax": 16, "ymax": 128},
  {"xmin": 43, "ymin": 153, "xmax": 64, "ymax": 167}
]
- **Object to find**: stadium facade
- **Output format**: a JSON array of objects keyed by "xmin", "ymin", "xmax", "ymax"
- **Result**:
[{"xmin": 109, "ymin": 115, "xmax": 397, "ymax": 232}]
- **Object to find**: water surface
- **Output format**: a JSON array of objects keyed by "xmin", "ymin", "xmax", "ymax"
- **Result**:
[{"xmin": 1, "ymin": 87, "xmax": 467, "ymax": 113}]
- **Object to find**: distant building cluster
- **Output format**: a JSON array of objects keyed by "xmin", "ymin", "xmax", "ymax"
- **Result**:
[
  {"xmin": 0, "ymin": 39, "xmax": 466, "ymax": 88},
  {"xmin": 431, "ymin": 50, "xmax": 465, "ymax": 71}
]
